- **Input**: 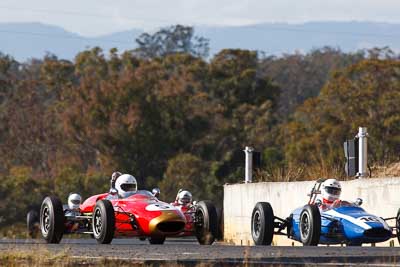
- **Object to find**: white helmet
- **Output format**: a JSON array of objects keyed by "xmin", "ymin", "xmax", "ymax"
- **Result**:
[
  {"xmin": 68, "ymin": 193, "xmax": 82, "ymax": 210},
  {"xmin": 115, "ymin": 174, "xmax": 137, "ymax": 198},
  {"xmin": 177, "ymin": 190, "xmax": 192, "ymax": 205},
  {"xmin": 321, "ymin": 178, "xmax": 341, "ymax": 203}
]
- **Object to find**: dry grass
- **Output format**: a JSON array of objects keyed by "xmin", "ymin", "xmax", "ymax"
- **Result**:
[
  {"xmin": 0, "ymin": 248, "xmax": 70, "ymax": 267},
  {"xmin": 0, "ymin": 248, "xmax": 296, "ymax": 267},
  {"xmin": 0, "ymin": 249, "xmax": 167, "ymax": 267},
  {"xmin": 255, "ymin": 161, "xmax": 400, "ymax": 183},
  {"xmin": 0, "ymin": 223, "xmax": 28, "ymax": 239},
  {"xmin": 371, "ymin": 162, "xmax": 400, "ymax": 178},
  {"xmin": 255, "ymin": 164, "xmax": 345, "ymax": 182}
]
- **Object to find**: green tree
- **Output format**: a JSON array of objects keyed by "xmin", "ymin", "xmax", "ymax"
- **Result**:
[
  {"xmin": 0, "ymin": 166, "xmax": 49, "ymax": 227},
  {"xmin": 282, "ymin": 59, "xmax": 400, "ymax": 176},
  {"xmin": 204, "ymin": 49, "xmax": 280, "ymax": 182},
  {"xmin": 159, "ymin": 153, "xmax": 217, "ymax": 203},
  {"xmin": 260, "ymin": 47, "xmax": 365, "ymax": 121},
  {"xmin": 134, "ymin": 25, "xmax": 209, "ymax": 59}
]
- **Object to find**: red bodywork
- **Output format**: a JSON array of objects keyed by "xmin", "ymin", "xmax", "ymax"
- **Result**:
[
  {"xmin": 171, "ymin": 203, "xmax": 196, "ymax": 236},
  {"xmin": 79, "ymin": 191, "xmax": 187, "ymax": 237}
]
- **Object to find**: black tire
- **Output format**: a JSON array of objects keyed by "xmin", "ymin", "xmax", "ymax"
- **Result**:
[
  {"xmin": 27, "ymin": 210, "xmax": 39, "ymax": 238},
  {"xmin": 148, "ymin": 236, "xmax": 166, "ymax": 244},
  {"xmin": 40, "ymin": 196, "xmax": 65, "ymax": 243},
  {"xmin": 251, "ymin": 202, "xmax": 274, "ymax": 245},
  {"xmin": 195, "ymin": 200, "xmax": 218, "ymax": 245},
  {"xmin": 299, "ymin": 204, "xmax": 321, "ymax": 246},
  {"xmin": 396, "ymin": 208, "xmax": 400, "ymax": 245},
  {"xmin": 92, "ymin": 200, "xmax": 115, "ymax": 244}
]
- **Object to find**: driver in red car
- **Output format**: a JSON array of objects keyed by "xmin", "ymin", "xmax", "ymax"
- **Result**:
[
  {"xmin": 171, "ymin": 189, "xmax": 193, "ymax": 212},
  {"xmin": 171, "ymin": 189, "xmax": 194, "ymax": 232},
  {"xmin": 108, "ymin": 171, "xmax": 138, "ymax": 199},
  {"xmin": 316, "ymin": 178, "xmax": 342, "ymax": 210}
]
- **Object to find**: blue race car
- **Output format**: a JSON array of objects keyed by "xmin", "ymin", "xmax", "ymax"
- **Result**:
[{"xmin": 251, "ymin": 178, "xmax": 400, "ymax": 246}]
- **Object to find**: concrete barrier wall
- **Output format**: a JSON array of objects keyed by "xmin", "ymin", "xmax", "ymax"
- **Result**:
[{"xmin": 223, "ymin": 177, "xmax": 400, "ymax": 246}]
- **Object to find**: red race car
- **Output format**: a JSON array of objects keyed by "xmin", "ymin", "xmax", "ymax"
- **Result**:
[
  {"xmin": 168, "ymin": 189, "xmax": 219, "ymax": 245},
  {"xmin": 39, "ymin": 188, "xmax": 218, "ymax": 245}
]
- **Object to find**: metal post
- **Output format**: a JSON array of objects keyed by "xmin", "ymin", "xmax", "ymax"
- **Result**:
[
  {"xmin": 356, "ymin": 127, "xmax": 368, "ymax": 178},
  {"xmin": 244, "ymin": 146, "xmax": 254, "ymax": 183}
]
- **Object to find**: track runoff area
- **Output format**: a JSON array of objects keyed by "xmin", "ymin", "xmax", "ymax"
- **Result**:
[{"xmin": 1, "ymin": 238, "xmax": 400, "ymax": 266}]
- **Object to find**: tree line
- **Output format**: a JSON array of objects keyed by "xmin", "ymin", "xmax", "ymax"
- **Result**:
[{"xmin": 0, "ymin": 25, "xmax": 399, "ymax": 227}]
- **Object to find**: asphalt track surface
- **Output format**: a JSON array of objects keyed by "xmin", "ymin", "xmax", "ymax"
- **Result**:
[{"xmin": 2, "ymin": 238, "xmax": 400, "ymax": 266}]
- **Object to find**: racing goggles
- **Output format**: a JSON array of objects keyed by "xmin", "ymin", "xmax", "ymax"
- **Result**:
[
  {"xmin": 180, "ymin": 197, "xmax": 191, "ymax": 204},
  {"xmin": 70, "ymin": 199, "xmax": 80, "ymax": 205},
  {"xmin": 325, "ymin": 186, "xmax": 341, "ymax": 195},
  {"xmin": 121, "ymin": 183, "xmax": 137, "ymax": 191}
]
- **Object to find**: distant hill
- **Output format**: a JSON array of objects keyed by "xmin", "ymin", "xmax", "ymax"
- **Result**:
[
  {"xmin": 1, "ymin": 21, "xmax": 400, "ymax": 61},
  {"xmin": 199, "ymin": 21, "xmax": 400, "ymax": 55},
  {"xmin": 0, "ymin": 22, "xmax": 142, "ymax": 61}
]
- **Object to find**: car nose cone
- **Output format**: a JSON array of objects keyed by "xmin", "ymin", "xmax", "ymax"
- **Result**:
[{"xmin": 148, "ymin": 211, "xmax": 186, "ymax": 235}]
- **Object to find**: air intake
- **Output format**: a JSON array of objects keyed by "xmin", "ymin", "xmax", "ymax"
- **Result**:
[
  {"xmin": 157, "ymin": 221, "xmax": 185, "ymax": 233},
  {"xmin": 364, "ymin": 228, "xmax": 391, "ymax": 238}
]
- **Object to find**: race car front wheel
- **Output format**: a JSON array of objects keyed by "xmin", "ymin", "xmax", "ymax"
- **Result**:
[
  {"xmin": 92, "ymin": 200, "xmax": 115, "ymax": 244},
  {"xmin": 251, "ymin": 202, "xmax": 274, "ymax": 245},
  {"xmin": 299, "ymin": 204, "xmax": 321, "ymax": 246},
  {"xmin": 40, "ymin": 196, "xmax": 65, "ymax": 243},
  {"xmin": 195, "ymin": 201, "xmax": 218, "ymax": 245}
]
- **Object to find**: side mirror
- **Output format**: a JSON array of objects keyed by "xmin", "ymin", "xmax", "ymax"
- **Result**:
[
  {"xmin": 314, "ymin": 199, "xmax": 322, "ymax": 207},
  {"xmin": 152, "ymin": 188, "xmax": 160, "ymax": 198},
  {"xmin": 192, "ymin": 200, "xmax": 197, "ymax": 206},
  {"xmin": 109, "ymin": 188, "xmax": 118, "ymax": 196},
  {"xmin": 355, "ymin": 198, "xmax": 363, "ymax": 206}
]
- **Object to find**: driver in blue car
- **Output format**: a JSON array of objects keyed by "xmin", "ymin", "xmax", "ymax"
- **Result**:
[{"xmin": 317, "ymin": 178, "xmax": 342, "ymax": 210}]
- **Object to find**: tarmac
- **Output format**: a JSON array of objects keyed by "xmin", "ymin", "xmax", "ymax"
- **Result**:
[{"xmin": 1, "ymin": 238, "xmax": 400, "ymax": 266}]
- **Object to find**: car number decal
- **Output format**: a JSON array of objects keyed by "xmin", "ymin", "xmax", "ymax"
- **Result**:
[
  {"xmin": 359, "ymin": 216, "xmax": 380, "ymax": 222},
  {"xmin": 145, "ymin": 203, "xmax": 176, "ymax": 211}
]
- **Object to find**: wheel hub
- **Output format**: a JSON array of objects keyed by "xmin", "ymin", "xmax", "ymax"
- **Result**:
[
  {"xmin": 42, "ymin": 206, "xmax": 50, "ymax": 234},
  {"xmin": 253, "ymin": 210, "xmax": 261, "ymax": 237},
  {"xmin": 300, "ymin": 213, "xmax": 310, "ymax": 239},
  {"xmin": 195, "ymin": 210, "xmax": 205, "ymax": 231},
  {"xmin": 94, "ymin": 208, "xmax": 103, "ymax": 236}
]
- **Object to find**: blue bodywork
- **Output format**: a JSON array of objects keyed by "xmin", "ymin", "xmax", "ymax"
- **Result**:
[{"xmin": 289, "ymin": 203, "xmax": 392, "ymax": 245}]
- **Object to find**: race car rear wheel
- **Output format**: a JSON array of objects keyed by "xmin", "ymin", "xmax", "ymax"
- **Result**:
[
  {"xmin": 251, "ymin": 202, "xmax": 274, "ymax": 245},
  {"xmin": 396, "ymin": 208, "xmax": 400, "ymax": 245},
  {"xmin": 195, "ymin": 201, "xmax": 218, "ymax": 245},
  {"xmin": 40, "ymin": 196, "xmax": 65, "ymax": 243},
  {"xmin": 92, "ymin": 200, "xmax": 115, "ymax": 244},
  {"xmin": 27, "ymin": 209, "xmax": 39, "ymax": 238},
  {"xmin": 149, "ymin": 236, "xmax": 166, "ymax": 244},
  {"xmin": 299, "ymin": 204, "xmax": 320, "ymax": 246}
]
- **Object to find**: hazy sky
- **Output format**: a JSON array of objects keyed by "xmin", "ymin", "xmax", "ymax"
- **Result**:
[{"xmin": 1, "ymin": 0, "xmax": 399, "ymax": 36}]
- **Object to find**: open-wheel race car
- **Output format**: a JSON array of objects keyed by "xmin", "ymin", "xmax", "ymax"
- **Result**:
[
  {"xmin": 39, "ymin": 187, "xmax": 218, "ymax": 245},
  {"xmin": 166, "ymin": 189, "xmax": 220, "ymax": 244},
  {"xmin": 251, "ymin": 178, "xmax": 400, "ymax": 246}
]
